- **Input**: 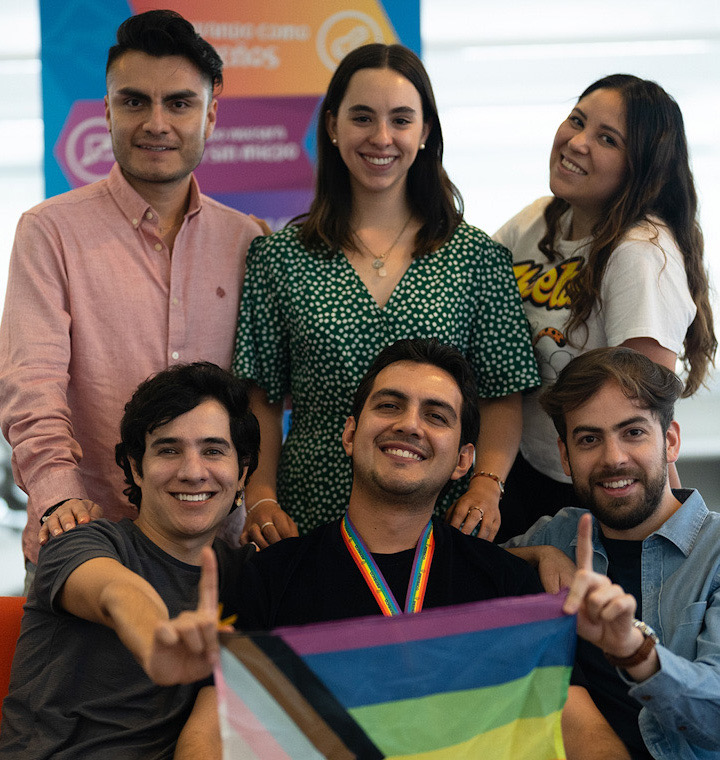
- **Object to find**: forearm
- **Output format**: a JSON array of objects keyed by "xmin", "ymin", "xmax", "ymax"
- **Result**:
[
  {"xmin": 244, "ymin": 384, "xmax": 283, "ymax": 504},
  {"xmin": 562, "ymin": 686, "xmax": 630, "ymax": 759},
  {"xmin": 175, "ymin": 686, "xmax": 222, "ymax": 760},
  {"xmin": 474, "ymin": 392, "xmax": 522, "ymax": 480},
  {"xmin": 60, "ymin": 557, "xmax": 169, "ymax": 667},
  {"xmin": 0, "ymin": 214, "xmax": 84, "ymax": 511}
]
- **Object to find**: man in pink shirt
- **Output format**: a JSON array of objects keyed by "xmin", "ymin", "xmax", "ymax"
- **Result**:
[{"xmin": 0, "ymin": 10, "xmax": 261, "ymax": 586}]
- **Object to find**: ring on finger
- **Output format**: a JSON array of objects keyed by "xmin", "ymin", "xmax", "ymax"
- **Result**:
[{"xmin": 259, "ymin": 521, "xmax": 274, "ymax": 531}]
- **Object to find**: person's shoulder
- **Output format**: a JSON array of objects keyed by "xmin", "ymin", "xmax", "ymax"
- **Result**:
[
  {"xmin": 494, "ymin": 196, "xmax": 553, "ymax": 242},
  {"xmin": 198, "ymin": 193, "xmax": 263, "ymax": 231},
  {"xmin": 612, "ymin": 216, "xmax": 685, "ymax": 268},
  {"xmin": 20, "ymin": 178, "xmax": 112, "ymax": 222},
  {"xmin": 443, "ymin": 221, "xmax": 514, "ymax": 265},
  {"xmin": 247, "ymin": 520, "xmax": 338, "ymax": 570}
]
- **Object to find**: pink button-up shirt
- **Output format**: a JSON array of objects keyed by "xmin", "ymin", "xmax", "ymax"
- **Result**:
[{"xmin": 0, "ymin": 164, "xmax": 261, "ymax": 562}]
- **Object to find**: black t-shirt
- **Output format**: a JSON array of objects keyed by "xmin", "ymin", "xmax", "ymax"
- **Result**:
[
  {"xmin": 572, "ymin": 534, "xmax": 652, "ymax": 760},
  {"xmin": 231, "ymin": 517, "xmax": 543, "ymax": 630}
]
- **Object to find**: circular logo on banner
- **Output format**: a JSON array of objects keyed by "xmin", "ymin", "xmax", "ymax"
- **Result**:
[
  {"xmin": 316, "ymin": 11, "xmax": 384, "ymax": 71},
  {"xmin": 64, "ymin": 116, "xmax": 114, "ymax": 185}
]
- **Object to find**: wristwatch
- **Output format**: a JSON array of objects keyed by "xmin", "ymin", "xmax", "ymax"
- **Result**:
[{"xmin": 604, "ymin": 619, "xmax": 659, "ymax": 668}]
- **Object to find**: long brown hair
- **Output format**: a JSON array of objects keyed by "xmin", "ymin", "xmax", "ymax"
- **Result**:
[
  {"xmin": 297, "ymin": 43, "xmax": 463, "ymax": 257},
  {"xmin": 540, "ymin": 74, "xmax": 715, "ymax": 396}
]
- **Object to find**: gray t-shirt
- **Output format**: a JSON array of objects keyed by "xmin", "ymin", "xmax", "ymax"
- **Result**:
[{"xmin": 0, "ymin": 519, "xmax": 243, "ymax": 760}]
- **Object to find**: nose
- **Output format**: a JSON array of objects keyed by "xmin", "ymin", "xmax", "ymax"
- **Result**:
[
  {"xmin": 177, "ymin": 451, "xmax": 208, "ymax": 482},
  {"xmin": 369, "ymin": 120, "xmax": 392, "ymax": 147},
  {"xmin": 567, "ymin": 129, "xmax": 589, "ymax": 153},
  {"xmin": 143, "ymin": 103, "xmax": 170, "ymax": 135},
  {"xmin": 392, "ymin": 405, "xmax": 423, "ymax": 437},
  {"xmin": 600, "ymin": 436, "xmax": 628, "ymax": 469}
]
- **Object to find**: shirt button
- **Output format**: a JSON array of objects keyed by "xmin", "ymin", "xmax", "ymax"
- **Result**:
[
  {"xmin": 171, "ymin": 351, "xmax": 180, "ymax": 360},
  {"xmin": 172, "ymin": 297, "xmax": 179, "ymax": 306},
  {"xmin": 154, "ymin": 243, "xmax": 162, "ymax": 251},
  {"xmin": 678, "ymin": 725, "xmax": 688, "ymax": 732},
  {"xmin": 146, "ymin": 211, "xmax": 154, "ymax": 220},
  {"xmin": 132, "ymin": 218, "xmax": 139, "ymax": 227}
]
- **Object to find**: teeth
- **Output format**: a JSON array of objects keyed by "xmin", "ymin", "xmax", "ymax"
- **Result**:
[
  {"xmin": 175, "ymin": 493, "xmax": 211, "ymax": 502},
  {"xmin": 142, "ymin": 146, "xmax": 170, "ymax": 151},
  {"xmin": 601, "ymin": 479, "xmax": 634, "ymax": 489},
  {"xmin": 561, "ymin": 157, "xmax": 586, "ymax": 175},
  {"xmin": 364, "ymin": 155, "xmax": 394, "ymax": 166},
  {"xmin": 385, "ymin": 448, "xmax": 422, "ymax": 461}
]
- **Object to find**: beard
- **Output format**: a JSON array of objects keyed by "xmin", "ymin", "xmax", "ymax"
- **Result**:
[{"xmin": 569, "ymin": 452, "xmax": 667, "ymax": 531}]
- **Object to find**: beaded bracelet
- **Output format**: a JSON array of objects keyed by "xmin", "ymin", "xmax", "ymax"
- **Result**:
[
  {"xmin": 470, "ymin": 470, "xmax": 505, "ymax": 496},
  {"xmin": 246, "ymin": 498, "xmax": 279, "ymax": 515}
]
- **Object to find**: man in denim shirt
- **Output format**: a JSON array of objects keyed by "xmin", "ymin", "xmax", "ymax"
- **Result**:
[{"xmin": 507, "ymin": 346, "xmax": 720, "ymax": 760}]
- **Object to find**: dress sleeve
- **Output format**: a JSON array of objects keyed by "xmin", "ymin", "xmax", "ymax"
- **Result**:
[
  {"xmin": 469, "ymin": 233, "xmax": 541, "ymax": 397},
  {"xmin": 232, "ymin": 234, "xmax": 292, "ymax": 404},
  {"xmin": 0, "ymin": 211, "xmax": 88, "ymax": 521},
  {"xmin": 601, "ymin": 229, "xmax": 696, "ymax": 352}
]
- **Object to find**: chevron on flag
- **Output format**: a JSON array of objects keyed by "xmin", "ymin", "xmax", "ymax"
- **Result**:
[{"xmin": 215, "ymin": 592, "xmax": 575, "ymax": 759}]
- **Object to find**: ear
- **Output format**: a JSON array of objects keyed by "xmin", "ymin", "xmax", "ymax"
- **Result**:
[
  {"xmin": 665, "ymin": 420, "xmax": 681, "ymax": 465},
  {"xmin": 104, "ymin": 94, "xmax": 111, "ymax": 132},
  {"xmin": 420, "ymin": 120, "xmax": 431, "ymax": 146},
  {"xmin": 559, "ymin": 438, "xmax": 572, "ymax": 477},
  {"xmin": 237, "ymin": 465, "xmax": 249, "ymax": 491},
  {"xmin": 129, "ymin": 457, "xmax": 143, "ymax": 487},
  {"xmin": 205, "ymin": 98, "xmax": 218, "ymax": 139},
  {"xmin": 341, "ymin": 416, "xmax": 356, "ymax": 457},
  {"xmin": 325, "ymin": 110, "xmax": 337, "ymax": 143},
  {"xmin": 450, "ymin": 443, "xmax": 474, "ymax": 481}
]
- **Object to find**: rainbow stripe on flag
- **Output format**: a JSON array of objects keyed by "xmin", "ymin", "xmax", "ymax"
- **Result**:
[{"xmin": 216, "ymin": 592, "xmax": 575, "ymax": 759}]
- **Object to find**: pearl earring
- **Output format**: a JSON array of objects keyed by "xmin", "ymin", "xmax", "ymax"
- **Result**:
[
  {"xmin": 331, "ymin": 137, "xmax": 338, "ymax": 145},
  {"xmin": 419, "ymin": 143, "xmax": 426, "ymax": 150}
]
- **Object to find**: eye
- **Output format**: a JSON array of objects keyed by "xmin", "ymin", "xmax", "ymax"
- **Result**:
[
  {"xmin": 204, "ymin": 447, "xmax": 226, "ymax": 456},
  {"xmin": 352, "ymin": 115, "xmax": 371, "ymax": 124},
  {"xmin": 625, "ymin": 428, "xmax": 646, "ymax": 438},
  {"xmin": 124, "ymin": 97, "xmax": 143, "ymax": 108},
  {"xmin": 568, "ymin": 115, "xmax": 583, "ymax": 128},
  {"xmin": 171, "ymin": 100, "xmax": 190, "ymax": 110},
  {"xmin": 426, "ymin": 411, "xmax": 449, "ymax": 425},
  {"xmin": 394, "ymin": 117, "xmax": 412, "ymax": 126},
  {"xmin": 157, "ymin": 447, "xmax": 179, "ymax": 456},
  {"xmin": 577, "ymin": 434, "xmax": 598, "ymax": 446},
  {"xmin": 600, "ymin": 133, "xmax": 619, "ymax": 147}
]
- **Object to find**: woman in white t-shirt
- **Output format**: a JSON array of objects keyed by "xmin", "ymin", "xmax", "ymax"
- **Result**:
[{"xmin": 494, "ymin": 74, "xmax": 716, "ymax": 542}]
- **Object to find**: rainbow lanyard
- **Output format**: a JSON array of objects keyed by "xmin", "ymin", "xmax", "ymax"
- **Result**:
[{"xmin": 340, "ymin": 513, "xmax": 435, "ymax": 616}]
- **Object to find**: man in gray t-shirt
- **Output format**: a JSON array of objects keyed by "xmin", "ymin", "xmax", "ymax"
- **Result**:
[{"xmin": 0, "ymin": 362, "xmax": 259, "ymax": 760}]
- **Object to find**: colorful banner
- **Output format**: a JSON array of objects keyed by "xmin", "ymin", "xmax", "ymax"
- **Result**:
[
  {"xmin": 216, "ymin": 593, "xmax": 575, "ymax": 758},
  {"xmin": 40, "ymin": 0, "xmax": 420, "ymax": 226}
]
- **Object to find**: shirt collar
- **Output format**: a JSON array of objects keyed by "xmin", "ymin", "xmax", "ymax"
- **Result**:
[
  {"xmin": 106, "ymin": 163, "xmax": 202, "ymax": 227},
  {"xmin": 569, "ymin": 489, "xmax": 708, "ymax": 558},
  {"xmin": 652, "ymin": 488, "xmax": 708, "ymax": 557}
]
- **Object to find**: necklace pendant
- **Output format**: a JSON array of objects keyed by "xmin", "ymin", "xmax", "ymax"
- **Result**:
[
  {"xmin": 372, "ymin": 259, "xmax": 384, "ymax": 270},
  {"xmin": 377, "ymin": 267, "xmax": 388, "ymax": 277}
]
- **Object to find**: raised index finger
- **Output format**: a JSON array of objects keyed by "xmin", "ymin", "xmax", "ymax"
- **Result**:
[
  {"xmin": 197, "ymin": 546, "xmax": 219, "ymax": 615},
  {"xmin": 575, "ymin": 512, "xmax": 594, "ymax": 572}
]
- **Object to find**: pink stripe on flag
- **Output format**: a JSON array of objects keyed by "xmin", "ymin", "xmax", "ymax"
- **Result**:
[{"xmin": 214, "ymin": 666, "xmax": 292, "ymax": 760}]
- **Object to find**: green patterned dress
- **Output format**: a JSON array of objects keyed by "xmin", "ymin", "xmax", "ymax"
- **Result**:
[{"xmin": 233, "ymin": 222, "xmax": 541, "ymax": 534}]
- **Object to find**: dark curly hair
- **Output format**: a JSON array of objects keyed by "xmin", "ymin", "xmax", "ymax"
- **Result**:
[{"xmin": 115, "ymin": 362, "xmax": 259, "ymax": 509}]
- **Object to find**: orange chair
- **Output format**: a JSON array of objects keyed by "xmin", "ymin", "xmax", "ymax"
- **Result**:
[{"xmin": 0, "ymin": 596, "xmax": 25, "ymax": 730}]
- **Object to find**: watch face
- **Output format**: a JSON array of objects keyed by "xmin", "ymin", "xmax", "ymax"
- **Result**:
[{"xmin": 632, "ymin": 618, "xmax": 659, "ymax": 643}]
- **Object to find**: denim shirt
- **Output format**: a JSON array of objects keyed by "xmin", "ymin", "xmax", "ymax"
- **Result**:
[{"xmin": 508, "ymin": 489, "xmax": 720, "ymax": 759}]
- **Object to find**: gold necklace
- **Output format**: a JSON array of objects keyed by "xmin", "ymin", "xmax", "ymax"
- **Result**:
[{"xmin": 352, "ymin": 214, "xmax": 413, "ymax": 278}]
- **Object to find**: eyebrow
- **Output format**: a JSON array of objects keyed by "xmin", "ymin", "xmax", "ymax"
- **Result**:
[
  {"xmin": 370, "ymin": 389, "xmax": 458, "ymax": 421},
  {"xmin": 571, "ymin": 415, "xmax": 651, "ymax": 437},
  {"xmin": 149, "ymin": 436, "xmax": 231, "ymax": 448},
  {"xmin": 573, "ymin": 107, "xmax": 626, "ymax": 143},
  {"xmin": 114, "ymin": 87, "xmax": 201, "ymax": 102},
  {"xmin": 348, "ymin": 104, "xmax": 418, "ymax": 116}
]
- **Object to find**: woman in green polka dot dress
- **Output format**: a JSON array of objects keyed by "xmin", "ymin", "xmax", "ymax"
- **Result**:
[{"xmin": 233, "ymin": 43, "xmax": 540, "ymax": 548}]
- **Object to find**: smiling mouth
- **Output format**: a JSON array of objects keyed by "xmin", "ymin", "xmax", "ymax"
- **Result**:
[
  {"xmin": 174, "ymin": 492, "xmax": 213, "ymax": 502},
  {"xmin": 381, "ymin": 446, "xmax": 425, "ymax": 461},
  {"xmin": 598, "ymin": 478, "xmax": 637, "ymax": 490},
  {"xmin": 137, "ymin": 145, "xmax": 176, "ymax": 152},
  {"xmin": 362, "ymin": 154, "xmax": 396, "ymax": 166},
  {"xmin": 560, "ymin": 156, "xmax": 587, "ymax": 175}
]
